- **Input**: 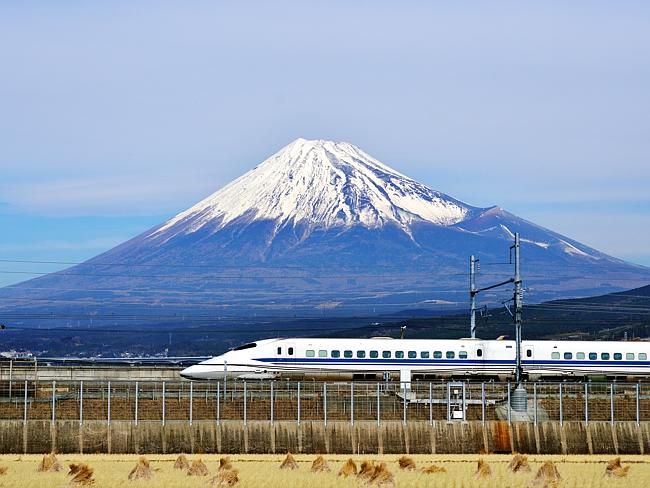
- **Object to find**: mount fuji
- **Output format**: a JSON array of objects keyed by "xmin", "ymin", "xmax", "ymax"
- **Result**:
[{"xmin": 2, "ymin": 138, "xmax": 649, "ymax": 322}]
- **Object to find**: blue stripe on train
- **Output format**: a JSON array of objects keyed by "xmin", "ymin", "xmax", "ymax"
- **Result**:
[{"xmin": 254, "ymin": 357, "xmax": 650, "ymax": 367}]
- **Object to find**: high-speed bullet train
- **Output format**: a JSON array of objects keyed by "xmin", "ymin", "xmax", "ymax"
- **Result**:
[{"xmin": 180, "ymin": 337, "xmax": 650, "ymax": 382}]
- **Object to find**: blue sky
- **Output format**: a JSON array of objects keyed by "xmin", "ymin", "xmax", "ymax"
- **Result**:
[{"xmin": 1, "ymin": 1, "xmax": 649, "ymax": 287}]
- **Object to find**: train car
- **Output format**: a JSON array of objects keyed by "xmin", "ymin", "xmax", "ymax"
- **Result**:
[{"xmin": 180, "ymin": 337, "xmax": 650, "ymax": 383}]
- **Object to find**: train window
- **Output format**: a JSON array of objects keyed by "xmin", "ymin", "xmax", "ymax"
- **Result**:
[
  {"xmin": 421, "ymin": 351, "xmax": 430, "ymax": 359},
  {"xmin": 288, "ymin": 347, "xmax": 294, "ymax": 356},
  {"xmin": 459, "ymin": 351, "xmax": 468, "ymax": 359},
  {"xmin": 395, "ymin": 351, "xmax": 404, "ymax": 359},
  {"xmin": 551, "ymin": 352, "xmax": 560, "ymax": 359},
  {"xmin": 446, "ymin": 351, "xmax": 455, "ymax": 359},
  {"xmin": 614, "ymin": 353, "xmax": 622, "ymax": 360},
  {"xmin": 370, "ymin": 350, "xmax": 378, "ymax": 358},
  {"xmin": 434, "ymin": 351, "xmax": 442, "ymax": 359},
  {"xmin": 344, "ymin": 350, "xmax": 353, "ymax": 358},
  {"xmin": 526, "ymin": 349, "xmax": 532, "ymax": 358},
  {"xmin": 277, "ymin": 347, "xmax": 282, "ymax": 355},
  {"xmin": 306, "ymin": 350, "xmax": 315, "ymax": 357},
  {"xmin": 564, "ymin": 352, "xmax": 572, "ymax": 360},
  {"xmin": 589, "ymin": 352, "xmax": 597, "ymax": 360},
  {"xmin": 357, "ymin": 351, "xmax": 366, "ymax": 358},
  {"xmin": 626, "ymin": 353, "xmax": 635, "ymax": 360},
  {"xmin": 318, "ymin": 350, "xmax": 327, "ymax": 357},
  {"xmin": 234, "ymin": 342, "xmax": 257, "ymax": 351},
  {"xmin": 640, "ymin": 353, "xmax": 647, "ymax": 360},
  {"xmin": 382, "ymin": 351, "xmax": 391, "ymax": 358},
  {"xmin": 576, "ymin": 352, "xmax": 585, "ymax": 360},
  {"xmin": 408, "ymin": 351, "xmax": 417, "ymax": 359},
  {"xmin": 601, "ymin": 353, "xmax": 610, "ymax": 360},
  {"xmin": 477, "ymin": 349, "xmax": 483, "ymax": 357},
  {"xmin": 331, "ymin": 350, "xmax": 340, "ymax": 358}
]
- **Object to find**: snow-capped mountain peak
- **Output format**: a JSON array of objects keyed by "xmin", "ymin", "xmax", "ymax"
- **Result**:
[{"xmin": 151, "ymin": 138, "xmax": 476, "ymax": 240}]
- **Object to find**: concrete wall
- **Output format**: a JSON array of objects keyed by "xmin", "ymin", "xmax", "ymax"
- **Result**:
[{"xmin": 0, "ymin": 420, "xmax": 648, "ymax": 455}]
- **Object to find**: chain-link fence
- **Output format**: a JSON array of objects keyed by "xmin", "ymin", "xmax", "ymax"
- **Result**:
[{"xmin": 1, "ymin": 380, "xmax": 649, "ymax": 424}]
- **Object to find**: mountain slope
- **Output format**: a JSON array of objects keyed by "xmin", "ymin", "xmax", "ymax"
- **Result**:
[{"xmin": 1, "ymin": 138, "xmax": 648, "ymax": 324}]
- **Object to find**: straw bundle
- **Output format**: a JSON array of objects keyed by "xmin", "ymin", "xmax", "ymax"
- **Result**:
[
  {"xmin": 280, "ymin": 453, "xmax": 298, "ymax": 470},
  {"xmin": 173, "ymin": 454, "xmax": 190, "ymax": 471},
  {"xmin": 606, "ymin": 457, "xmax": 630, "ymax": 478},
  {"xmin": 338, "ymin": 458, "xmax": 357, "ymax": 478},
  {"xmin": 397, "ymin": 456, "xmax": 416, "ymax": 470},
  {"xmin": 128, "ymin": 456, "xmax": 153, "ymax": 481},
  {"xmin": 38, "ymin": 453, "xmax": 61, "ymax": 472},
  {"xmin": 187, "ymin": 458, "xmax": 209, "ymax": 477},
  {"xmin": 509, "ymin": 454, "xmax": 531, "ymax": 473},
  {"xmin": 68, "ymin": 463, "xmax": 94, "ymax": 486},
  {"xmin": 474, "ymin": 459, "xmax": 492, "ymax": 480},
  {"xmin": 311, "ymin": 455, "xmax": 330, "ymax": 473}
]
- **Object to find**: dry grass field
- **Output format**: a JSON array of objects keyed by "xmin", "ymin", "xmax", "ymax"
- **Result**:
[{"xmin": 0, "ymin": 453, "xmax": 648, "ymax": 487}]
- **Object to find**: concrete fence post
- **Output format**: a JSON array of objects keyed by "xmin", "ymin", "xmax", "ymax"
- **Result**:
[
  {"xmin": 377, "ymin": 382, "xmax": 381, "ymax": 426},
  {"xmin": 107, "ymin": 381, "xmax": 111, "ymax": 426},
  {"xmin": 481, "ymin": 382, "xmax": 486, "ymax": 424},
  {"xmin": 610, "ymin": 383, "xmax": 614, "ymax": 425},
  {"xmin": 189, "ymin": 382, "xmax": 193, "ymax": 426},
  {"xmin": 584, "ymin": 383, "xmax": 589, "ymax": 424},
  {"xmin": 429, "ymin": 382, "xmax": 433, "ymax": 426},
  {"xmin": 80, "ymin": 381, "xmax": 84, "ymax": 426},
  {"xmin": 297, "ymin": 382, "xmax": 301, "ymax": 425},
  {"xmin": 51, "ymin": 380, "xmax": 56, "ymax": 423},
  {"xmin": 244, "ymin": 381, "xmax": 247, "ymax": 426},
  {"xmin": 323, "ymin": 383, "xmax": 327, "ymax": 426},
  {"xmin": 162, "ymin": 382, "xmax": 166, "ymax": 426},
  {"xmin": 636, "ymin": 383, "xmax": 641, "ymax": 425},
  {"xmin": 269, "ymin": 381, "xmax": 273, "ymax": 424},
  {"xmin": 507, "ymin": 382, "xmax": 511, "ymax": 423},
  {"xmin": 134, "ymin": 382, "xmax": 139, "ymax": 425},
  {"xmin": 23, "ymin": 380, "xmax": 28, "ymax": 424},
  {"xmin": 402, "ymin": 382, "xmax": 407, "ymax": 425},
  {"xmin": 559, "ymin": 383, "xmax": 563, "ymax": 426},
  {"xmin": 350, "ymin": 382, "xmax": 354, "ymax": 426},
  {"xmin": 533, "ymin": 383, "xmax": 537, "ymax": 425},
  {"xmin": 216, "ymin": 382, "xmax": 220, "ymax": 424}
]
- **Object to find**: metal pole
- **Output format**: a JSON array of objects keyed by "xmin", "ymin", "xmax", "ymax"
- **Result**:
[
  {"xmin": 584, "ymin": 383, "xmax": 589, "ymax": 424},
  {"xmin": 636, "ymin": 383, "xmax": 641, "ymax": 425},
  {"xmin": 470, "ymin": 255, "xmax": 477, "ymax": 339},
  {"xmin": 429, "ymin": 382, "xmax": 433, "ymax": 426},
  {"xmin": 610, "ymin": 383, "xmax": 614, "ymax": 425},
  {"xmin": 402, "ymin": 381, "xmax": 407, "ymax": 425},
  {"xmin": 243, "ymin": 381, "xmax": 247, "ymax": 426},
  {"xmin": 559, "ymin": 383, "xmax": 563, "ymax": 426},
  {"xmin": 269, "ymin": 381, "xmax": 273, "ymax": 424},
  {"xmin": 189, "ymin": 382, "xmax": 193, "ymax": 426},
  {"xmin": 107, "ymin": 381, "xmax": 111, "ymax": 426},
  {"xmin": 216, "ymin": 382, "xmax": 220, "ymax": 424},
  {"xmin": 51, "ymin": 380, "xmax": 56, "ymax": 423},
  {"xmin": 533, "ymin": 383, "xmax": 538, "ymax": 425},
  {"xmin": 323, "ymin": 383, "xmax": 327, "ymax": 426},
  {"xmin": 446, "ymin": 383, "xmax": 450, "ymax": 422},
  {"xmin": 297, "ymin": 382, "xmax": 301, "ymax": 425},
  {"xmin": 8, "ymin": 360, "xmax": 12, "ymax": 399},
  {"xmin": 377, "ymin": 382, "xmax": 381, "ymax": 427},
  {"xmin": 481, "ymin": 382, "xmax": 486, "ymax": 424},
  {"xmin": 79, "ymin": 381, "xmax": 84, "ymax": 426},
  {"xmin": 513, "ymin": 233, "xmax": 523, "ymax": 385},
  {"xmin": 350, "ymin": 382, "xmax": 354, "ymax": 426},
  {"xmin": 223, "ymin": 361, "xmax": 227, "ymax": 397},
  {"xmin": 135, "ymin": 381, "xmax": 139, "ymax": 426},
  {"xmin": 23, "ymin": 380, "xmax": 28, "ymax": 424},
  {"xmin": 162, "ymin": 381, "xmax": 166, "ymax": 426}
]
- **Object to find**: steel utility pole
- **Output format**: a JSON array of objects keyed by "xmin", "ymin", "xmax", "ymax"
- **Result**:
[
  {"xmin": 470, "ymin": 255, "xmax": 477, "ymax": 339},
  {"xmin": 512, "ymin": 233, "xmax": 523, "ymax": 384}
]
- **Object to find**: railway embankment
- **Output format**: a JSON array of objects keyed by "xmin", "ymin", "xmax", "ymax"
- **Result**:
[{"xmin": 0, "ymin": 419, "xmax": 648, "ymax": 455}]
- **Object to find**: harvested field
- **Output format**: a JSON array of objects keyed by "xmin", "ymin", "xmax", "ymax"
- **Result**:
[{"xmin": 1, "ymin": 454, "xmax": 649, "ymax": 487}]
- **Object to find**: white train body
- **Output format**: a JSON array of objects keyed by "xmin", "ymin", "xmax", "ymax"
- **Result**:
[{"xmin": 180, "ymin": 337, "xmax": 650, "ymax": 381}]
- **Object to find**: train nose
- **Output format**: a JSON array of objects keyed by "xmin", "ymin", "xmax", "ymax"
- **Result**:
[{"xmin": 180, "ymin": 364, "xmax": 216, "ymax": 380}]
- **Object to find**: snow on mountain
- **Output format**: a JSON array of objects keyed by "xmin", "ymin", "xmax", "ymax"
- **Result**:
[{"xmin": 150, "ymin": 138, "xmax": 475, "ymax": 241}]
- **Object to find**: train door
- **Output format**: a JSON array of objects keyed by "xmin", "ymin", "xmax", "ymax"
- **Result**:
[
  {"xmin": 524, "ymin": 344, "xmax": 534, "ymax": 369},
  {"xmin": 475, "ymin": 343, "xmax": 486, "ymax": 374}
]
